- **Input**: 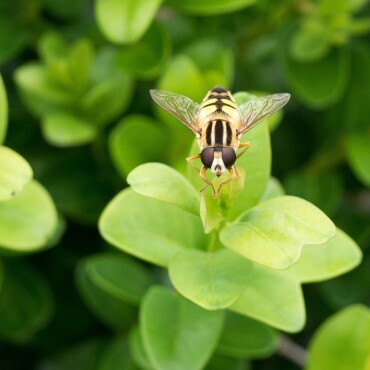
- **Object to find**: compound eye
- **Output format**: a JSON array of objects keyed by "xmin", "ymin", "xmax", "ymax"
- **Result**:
[
  {"xmin": 221, "ymin": 147, "xmax": 236, "ymax": 168},
  {"xmin": 200, "ymin": 147, "xmax": 214, "ymax": 168}
]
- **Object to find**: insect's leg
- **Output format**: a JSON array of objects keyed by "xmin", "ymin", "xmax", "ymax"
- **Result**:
[
  {"xmin": 216, "ymin": 166, "xmax": 237, "ymax": 196},
  {"xmin": 199, "ymin": 166, "xmax": 216, "ymax": 195},
  {"xmin": 236, "ymin": 142, "xmax": 250, "ymax": 159},
  {"xmin": 186, "ymin": 153, "xmax": 201, "ymax": 173}
]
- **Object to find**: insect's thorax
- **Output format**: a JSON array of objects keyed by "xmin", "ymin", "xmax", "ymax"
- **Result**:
[{"xmin": 196, "ymin": 87, "xmax": 241, "ymax": 150}]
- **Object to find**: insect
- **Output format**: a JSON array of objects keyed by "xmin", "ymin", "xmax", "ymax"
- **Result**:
[{"xmin": 150, "ymin": 86, "xmax": 290, "ymax": 197}]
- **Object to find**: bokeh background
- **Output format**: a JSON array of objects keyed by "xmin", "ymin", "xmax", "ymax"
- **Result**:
[{"xmin": 0, "ymin": 0, "xmax": 369, "ymax": 369}]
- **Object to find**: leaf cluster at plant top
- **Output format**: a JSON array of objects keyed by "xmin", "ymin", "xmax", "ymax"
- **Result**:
[
  {"xmin": 0, "ymin": 0, "xmax": 369, "ymax": 369},
  {"xmin": 14, "ymin": 32, "xmax": 133, "ymax": 147}
]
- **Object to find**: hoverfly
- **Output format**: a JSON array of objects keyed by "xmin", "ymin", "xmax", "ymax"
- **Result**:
[{"xmin": 150, "ymin": 86, "xmax": 290, "ymax": 197}]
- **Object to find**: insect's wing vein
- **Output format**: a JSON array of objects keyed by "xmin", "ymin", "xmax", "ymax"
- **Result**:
[
  {"xmin": 237, "ymin": 93, "xmax": 290, "ymax": 135},
  {"xmin": 150, "ymin": 89, "xmax": 200, "ymax": 134}
]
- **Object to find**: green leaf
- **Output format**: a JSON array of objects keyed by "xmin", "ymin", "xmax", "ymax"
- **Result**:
[
  {"xmin": 349, "ymin": 17, "xmax": 370, "ymax": 35},
  {"xmin": 220, "ymin": 196, "xmax": 336, "ymax": 269},
  {"xmin": 67, "ymin": 38, "xmax": 94, "ymax": 92},
  {"xmin": 38, "ymin": 149, "xmax": 112, "ymax": 225},
  {"xmin": 0, "ymin": 146, "xmax": 33, "ymax": 201},
  {"xmin": 286, "ymin": 229, "xmax": 362, "ymax": 283},
  {"xmin": 0, "ymin": 74, "xmax": 7, "ymax": 144},
  {"xmin": 83, "ymin": 253, "xmax": 152, "ymax": 306},
  {"xmin": 342, "ymin": 44, "xmax": 370, "ymax": 130},
  {"xmin": 14, "ymin": 63, "xmax": 74, "ymax": 117},
  {"xmin": 259, "ymin": 177, "xmax": 285, "ymax": 202},
  {"xmin": 318, "ymin": 0, "xmax": 368, "ymax": 14},
  {"xmin": 199, "ymin": 186, "xmax": 225, "ymax": 233},
  {"xmin": 98, "ymin": 337, "xmax": 139, "ymax": 370},
  {"xmin": 109, "ymin": 115, "xmax": 167, "ymax": 178},
  {"xmin": 306, "ymin": 305, "xmax": 370, "ymax": 370},
  {"xmin": 279, "ymin": 27, "xmax": 350, "ymax": 109},
  {"xmin": 319, "ymin": 256, "xmax": 370, "ymax": 310},
  {"xmin": 0, "ymin": 259, "xmax": 3, "ymax": 289},
  {"xmin": 284, "ymin": 170, "xmax": 343, "ymax": 216},
  {"xmin": 140, "ymin": 286, "xmax": 224, "ymax": 370},
  {"xmin": 217, "ymin": 312, "xmax": 278, "ymax": 359},
  {"xmin": 346, "ymin": 131, "xmax": 370, "ymax": 186},
  {"xmin": 0, "ymin": 18, "xmax": 29, "ymax": 65},
  {"xmin": 129, "ymin": 326, "xmax": 155, "ymax": 370},
  {"xmin": 165, "ymin": 0, "xmax": 257, "ymax": 15},
  {"xmin": 182, "ymin": 37, "xmax": 234, "ymax": 84},
  {"xmin": 205, "ymin": 354, "xmax": 249, "ymax": 370},
  {"xmin": 116, "ymin": 22, "xmax": 171, "ymax": 79},
  {"xmin": 41, "ymin": 34, "xmax": 92, "ymax": 93},
  {"xmin": 127, "ymin": 163, "xmax": 200, "ymax": 215},
  {"xmin": 41, "ymin": 338, "xmax": 106, "ymax": 370},
  {"xmin": 38, "ymin": 32, "xmax": 68, "ymax": 69},
  {"xmin": 99, "ymin": 189, "xmax": 206, "ymax": 267},
  {"xmin": 290, "ymin": 28, "xmax": 330, "ymax": 63},
  {"xmin": 95, "ymin": 0, "xmax": 163, "ymax": 44},
  {"xmin": 42, "ymin": 0, "xmax": 88, "ymax": 19},
  {"xmin": 169, "ymin": 248, "xmax": 253, "ymax": 309},
  {"xmin": 0, "ymin": 180, "xmax": 58, "ymax": 253},
  {"xmin": 82, "ymin": 71, "xmax": 134, "ymax": 126},
  {"xmin": 42, "ymin": 111, "xmax": 97, "ymax": 147},
  {"xmin": 76, "ymin": 259, "xmax": 137, "ymax": 331},
  {"xmin": 0, "ymin": 259, "xmax": 54, "ymax": 343},
  {"xmin": 230, "ymin": 264, "xmax": 305, "ymax": 332}
]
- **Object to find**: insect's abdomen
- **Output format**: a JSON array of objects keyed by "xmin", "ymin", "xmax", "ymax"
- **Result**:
[
  {"xmin": 201, "ymin": 86, "xmax": 238, "ymax": 117},
  {"xmin": 205, "ymin": 120, "xmax": 233, "ymax": 146},
  {"xmin": 200, "ymin": 86, "xmax": 239, "ymax": 147}
]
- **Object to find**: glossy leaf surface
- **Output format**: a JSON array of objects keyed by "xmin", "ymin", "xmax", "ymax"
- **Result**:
[
  {"xmin": 127, "ymin": 163, "xmax": 199, "ymax": 215},
  {"xmin": 346, "ymin": 132, "xmax": 370, "ymax": 186},
  {"xmin": 220, "ymin": 196, "xmax": 336, "ymax": 269},
  {"xmin": 0, "ymin": 260, "xmax": 53, "ymax": 343},
  {"xmin": 99, "ymin": 189, "xmax": 206, "ymax": 267},
  {"xmin": 109, "ymin": 115, "xmax": 167, "ymax": 179},
  {"xmin": 230, "ymin": 264, "xmax": 305, "ymax": 332},
  {"xmin": 165, "ymin": 0, "xmax": 256, "ymax": 15},
  {"xmin": 286, "ymin": 229, "xmax": 362, "ymax": 283},
  {"xmin": 0, "ymin": 180, "xmax": 58, "ymax": 252},
  {"xmin": 0, "ymin": 75, "xmax": 7, "ymax": 144},
  {"xmin": 140, "ymin": 286, "xmax": 224, "ymax": 370},
  {"xmin": 95, "ymin": 0, "xmax": 163, "ymax": 44},
  {"xmin": 0, "ymin": 146, "xmax": 33, "ymax": 201},
  {"xmin": 82, "ymin": 253, "xmax": 152, "ymax": 306},
  {"xmin": 217, "ymin": 312, "xmax": 278, "ymax": 358},
  {"xmin": 306, "ymin": 305, "xmax": 370, "ymax": 370},
  {"xmin": 169, "ymin": 248, "xmax": 253, "ymax": 309}
]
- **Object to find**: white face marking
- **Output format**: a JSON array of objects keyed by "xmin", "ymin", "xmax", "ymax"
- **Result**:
[{"xmin": 211, "ymin": 156, "xmax": 226, "ymax": 176}]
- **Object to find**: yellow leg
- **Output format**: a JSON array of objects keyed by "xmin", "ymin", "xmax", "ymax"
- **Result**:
[
  {"xmin": 186, "ymin": 153, "xmax": 201, "ymax": 173},
  {"xmin": 187, "ymin": 154, "xmax": 217, "ymax": 195},
  {"xmin": 236, "ymin": 142, "xmax": 250, "ymax": 159},
  {"xmin": 199, "ymin": 166, "xmax": 215, "ymax": 194},
  {"xmin": 215, "ymin": 166, "xmax": 237, "ymax": 196}
]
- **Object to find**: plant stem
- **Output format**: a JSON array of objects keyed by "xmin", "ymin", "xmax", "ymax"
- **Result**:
[{"xmin": 277, "ymin": 335, "xmax": 308, "ymax": 368}]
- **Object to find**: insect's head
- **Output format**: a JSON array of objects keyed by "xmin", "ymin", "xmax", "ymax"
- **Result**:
[{"xmin": 200, "ymin": 147, "xmax": 236, "ymax": 177}]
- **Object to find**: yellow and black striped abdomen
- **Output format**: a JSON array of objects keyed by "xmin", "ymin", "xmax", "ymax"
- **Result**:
[
  {"xmin": 200, "ymin": 86, "xmax": 237, "ymax": 117},
  {"xmin": 199, "ymin": 86, "xmax": 239, "ymax": 147},
  {"xmin": 205, "ymin": 120, "xmax": 233, "ymax": 146}
]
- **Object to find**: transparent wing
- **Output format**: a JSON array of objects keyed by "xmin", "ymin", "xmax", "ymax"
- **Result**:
[
  {"xmin": 150, "ymin": 89, "xmax": 200, "ymax": 134},
  {"xmin": 237, "ymin": 93, "xmax": 291, "ymax": 135}
]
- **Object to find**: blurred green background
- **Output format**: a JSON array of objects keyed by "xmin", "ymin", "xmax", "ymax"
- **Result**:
[{"xmin": 0, "ymin": 0, "xmax": 369, "ymax": 369}]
